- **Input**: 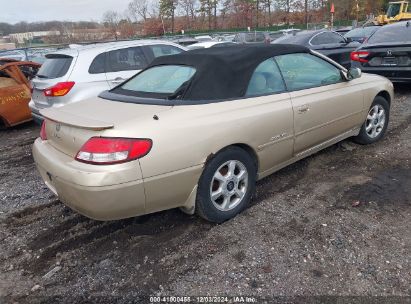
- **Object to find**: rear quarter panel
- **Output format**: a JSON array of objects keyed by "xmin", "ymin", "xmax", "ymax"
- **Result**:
[{"xmin": 102, "ymin": 94, "xmax": 294, "ymax": 212}]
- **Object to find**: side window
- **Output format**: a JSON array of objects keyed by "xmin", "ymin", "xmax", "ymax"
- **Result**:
[
  {"xmin": 328, "ymin": 32, "xmax": 346, "ymax": 43},
  {"xmin": 148, "ymin": 45, "xmax": 183, "ymax": 58},
  {"xmin": 107, "ymin": 47, "xmax": 148, "ymax": 72},
  {"xmin": 310, "ymin": 33, "xmax": 327, "ymax": 45},
  {"xmin": 88, "ymin": 53, "xmax": 106, "ymax": 74},
  {"xmin": 245, "ymin": 33, "xmax": 265, "ymax": 42},
  {"xmin": 311, "ymin": 32, "xmax": 345, "ymax": 45},
  {"xmin": 246, "ymin": 58, "xmax": 286, "ymax": 97},
  {"xmin": 275, "ymin": 53, "xmax": 343, "ymax": 91}
]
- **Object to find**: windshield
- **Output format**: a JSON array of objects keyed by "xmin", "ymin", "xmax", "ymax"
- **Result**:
[
  {"xmin": 387, "ymin": 3, "xmax": 401, "ymax": 18},
  {"xmin": 367, "ymin": 23, "xmax": 411, "ymax": 43},
  {"xmin": 37, "ymin": 56, "xmax": 73, "ymax": 79},
  {"xmin": 345, "ymin": 27, "xmax": 378, "ymax": 38},
  {"xmin": 118, "ymin": 65, "xmax": 196, "ymax": 96}
]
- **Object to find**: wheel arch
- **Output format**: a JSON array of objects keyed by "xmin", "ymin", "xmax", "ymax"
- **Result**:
[
  {"xmin": 0, "ymin": 115, "xmax": 8, "ymax": 129},
  {"xmin": 208, "ymin": 143, "xmax": 260, "ymax": 174},
  {"xmin": 376, "ymin": 90, "xmax": 391, "ymax": 106}
]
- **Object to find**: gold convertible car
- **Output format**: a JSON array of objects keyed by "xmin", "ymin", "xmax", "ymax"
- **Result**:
[{"xmin": 33, "ymin": 45, "xmax": 393, "ymax": 223}]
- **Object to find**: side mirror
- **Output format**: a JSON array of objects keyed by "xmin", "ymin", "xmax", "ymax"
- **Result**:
[{"xmin": 347, "ymin": 67, "xmax": 362, "ymax": 80}]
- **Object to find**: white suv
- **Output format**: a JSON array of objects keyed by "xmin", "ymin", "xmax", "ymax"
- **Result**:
[{"xmin": 29, "ymin": 40, "xmax": 186, "ymax": 123}]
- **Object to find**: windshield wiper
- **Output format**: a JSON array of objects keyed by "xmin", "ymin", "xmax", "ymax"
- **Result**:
[{"xmin": 36, "ymin": 74, "xmax": 49, "ymax": 79}]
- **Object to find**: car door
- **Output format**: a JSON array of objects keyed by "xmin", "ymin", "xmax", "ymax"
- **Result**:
[
  {"xmin": 310, "ymin": 31, "xmax": 360, "ymax": 68},
  {"xmin": 105, "ymin": 46, "xmax": 148, "ymax": 88},
  {"xmin": 76, "ymin": 52, "xmax": 113, "ymax": 99},
  {"xmin": 244, "ymin": 58, "xmax": 294, "ymax": 174},
  {"xmin": 275, "ymin": 53, "xmax": 364, "ymax": 156}
]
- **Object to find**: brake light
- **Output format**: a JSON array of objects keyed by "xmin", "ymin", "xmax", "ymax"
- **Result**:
[
  {"xmin": 40, "ymin": 120, "xmax": 47, "ymax": 141},
  {"xmin": 75, "ymin": 137, "xmax": 152, "ymax": 165},
  {"xmin": 43, "ymin": 82, "xmax": 75, "ymax": 97},
  {"xmin": 351, "ymin": 51, "xmax": 370, "ymax": 63}
]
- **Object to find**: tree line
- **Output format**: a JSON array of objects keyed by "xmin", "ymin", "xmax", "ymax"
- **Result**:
[
  {"xmin": 106, "ymin": 0, "xmax": 390, "ymax": 36},
  {"xmin": 1, "ymin": 0, "xmax": 390, "ymax": 39}
]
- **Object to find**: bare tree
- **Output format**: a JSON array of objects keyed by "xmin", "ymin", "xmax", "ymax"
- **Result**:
[
  {"xmin": 180, "ymin": 0, "xmax": 198, "ymax": 29},
  {"xmin": 128, "ymin": 0, "xmax": 149, "ymax": 21},
  {"xmin": 103, "ymin": 10, "xmax": 121, "ymax": 40}
]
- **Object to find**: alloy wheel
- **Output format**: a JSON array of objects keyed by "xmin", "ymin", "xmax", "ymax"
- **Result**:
[
  {"xmin": 365, "ymin": 104, "xmax": 386, "ymax": 139},
  {"xmin": 209, "ymin": 160, "xmax": 248, "ymax": 211}
]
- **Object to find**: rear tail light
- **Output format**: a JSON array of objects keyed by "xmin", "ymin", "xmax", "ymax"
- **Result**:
[
  {"xmin": 351, "ymin": 51, "xmax": 370, "ymax": 63},
  {"xmin": 75, "ymin": 137, "xmax": 152, "ymax": 165},
  {"xmin": 43, "ymin": 81, "xmax": 75, "ymax": 97},
  {"xmin": 40, "ymin": 120, "xmax": 47, "ymax": 141}
]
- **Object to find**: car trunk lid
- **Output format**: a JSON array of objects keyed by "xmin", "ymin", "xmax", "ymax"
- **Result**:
[
  {"xmin": 41, "ymin": 98, "xmax": 172, "ymax": 158},
  {"xmin": 362, "ymin": 43, "xmax": 411, "ymax": 68}
]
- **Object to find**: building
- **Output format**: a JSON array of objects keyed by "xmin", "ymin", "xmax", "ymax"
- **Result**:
[
  {"xmin": 9, "ymin": 31, "xmax": 60, "ymax": 44},
  {"xmin": 0, "ymin": 37, "xmax": 15, "ymax": 50}
]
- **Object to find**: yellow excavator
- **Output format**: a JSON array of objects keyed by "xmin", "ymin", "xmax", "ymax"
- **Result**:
[{"xmin": 374, "ymin": 1, "xmax": 411, "ymax": 25}]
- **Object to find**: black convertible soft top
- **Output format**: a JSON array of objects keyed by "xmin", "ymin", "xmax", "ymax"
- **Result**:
[
  {"xmin": 104, "ymin": 44, "xmax": 310, "ymax": 103},
  {"xmin": 150, "ymin": 44, "xmax": 309, "ymax": 100}
]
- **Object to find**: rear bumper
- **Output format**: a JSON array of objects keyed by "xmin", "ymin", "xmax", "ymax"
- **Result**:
[
  {"xmin": 354, "ymin": 64, "xmax": 411, "ymax": 82},
  {"xmin": 29, "ymin": 100, "xmax": 45, "ymax": 124},
  {"xmin": 32, "ymin": 138, "xmax": 146, "ymax": 220}
]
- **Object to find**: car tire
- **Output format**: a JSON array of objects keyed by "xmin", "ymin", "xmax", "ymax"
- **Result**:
[
  {"xmin": 196, "ymin": 146, "xmax": 256, "ymax": 223},
  {"xmin": 353, "ymin": 96, "xmax": 390, "ymax": 145}
]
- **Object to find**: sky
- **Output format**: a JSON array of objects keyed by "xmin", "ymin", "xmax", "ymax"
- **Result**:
[{"xmin": 2, "ymin": 0, "xmax": 131, "ymax": 24}]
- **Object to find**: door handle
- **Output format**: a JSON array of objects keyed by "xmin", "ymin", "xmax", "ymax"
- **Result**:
[
  {"xmin": 298, "ymin": 105, "xmax": 310, "ymax": 114},
  {"xmin": 111, "ymin": 77, "xmax": 125, "ymax": 84}
]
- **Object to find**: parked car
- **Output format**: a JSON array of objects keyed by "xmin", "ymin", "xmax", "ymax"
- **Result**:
[
  {"xmin": 187, "ymin": 41, "xmax": 237, "ymax": 50},
  {"xmin": 344, "ymin": 26, "xmax": 380, "ymax": 43},
  {"xmin": 272, "ymin": 30, "xmax": 361, "ymax": 68},
  {"xmin": 268, "ymin": 31, "xmax": 285, "ymax": 41},
  {"xmin": 219, "ymin": 34, "xmax": 236, "ymax": 42},
  {"xmin": 233, "ymin": 32, "xmax": 271, "ymax": 44},
  {"xmin": 269, "ymin": 30, "xmax": 301, "ymax": 41},
  {"xmin": 351, "ymin": 21, "xmax": 411, "ymax": 82},
  {"xmin": 0, "ymin": 48, "xmax": 58, "ymax": 64},
  {"xmin": 335, "ymin": 26, "xmax": 353, "ymax": 35},
  {"xmin": 29, "ymin": 40, "xmax": 186, "ymax": 123},
  {"xmin": 279, "ymin": 29, "xmax": 301, "ymax": 35},
  {"xmin": 194, "ymin": 35, "xmax": 213, "ymax": 42},
  {"xmin": 0, "ymin": 59, "xmax": 41, "ymax": 128},
  {"xmin": 33, "ymin": 45, "xmax": 393, "ymax": 223},
  {"xmin": 170, "ymin": 36, "xmax": 198, "ymax": 46}
]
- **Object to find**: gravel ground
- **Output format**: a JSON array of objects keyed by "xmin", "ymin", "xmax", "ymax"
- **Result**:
[{"xmin": 0, "ymin": 85, "xmax": 410, "ymax": 303}]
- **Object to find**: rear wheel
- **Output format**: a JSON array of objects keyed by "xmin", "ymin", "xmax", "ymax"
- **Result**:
[
  {"xmin": 196, "ymin": 147, "xmax": 256, "ymax": 223},
  {"xmin": 353, "ymin": 96, "xmax": 390, "ymax": 145}
]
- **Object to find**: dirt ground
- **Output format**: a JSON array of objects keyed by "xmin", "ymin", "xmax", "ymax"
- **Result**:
[{"xmin": 0, "ymin": 85, "xmax": 410, "ymax": 303}]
